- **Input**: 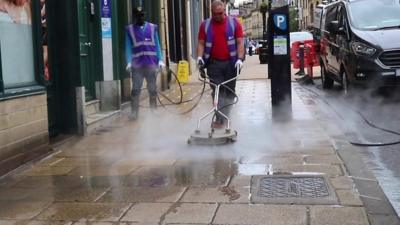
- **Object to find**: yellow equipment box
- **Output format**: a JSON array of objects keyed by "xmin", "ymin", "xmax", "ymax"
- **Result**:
[{"xmin": 177, "ymin": 60, "xmax": 189, "ymax": 83}]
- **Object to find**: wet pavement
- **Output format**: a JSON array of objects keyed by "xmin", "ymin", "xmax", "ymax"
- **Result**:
[
  {"xmin": 296, "ymin": 78, "xmax": 400, "ymax": 217},
  {"xmin": 0, "ymin": 56, "xmax": 392, "ymax": 224}
]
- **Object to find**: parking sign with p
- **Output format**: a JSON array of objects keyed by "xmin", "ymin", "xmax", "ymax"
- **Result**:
[{"xmin": 273, "ymin": 14, "xmax": 287, "ymax": 31}]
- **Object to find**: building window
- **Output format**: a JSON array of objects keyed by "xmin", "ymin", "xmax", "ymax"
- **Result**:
[
  {"xmin": 0, "ymin": 0, "xmax": 36, "ymax": 90},
  {"xmin": 167, "ymin": 0, "xmax": 187, "ymax": 62}
]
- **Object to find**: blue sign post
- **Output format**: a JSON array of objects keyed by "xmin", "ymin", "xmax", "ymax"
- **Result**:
[
  {"xmin": 101, "ymin": 0, "xmax": 112, "ymax": 38},
  {"xmin": 273, "ymin": 14, "xmax": 287, "ymax": 31}
]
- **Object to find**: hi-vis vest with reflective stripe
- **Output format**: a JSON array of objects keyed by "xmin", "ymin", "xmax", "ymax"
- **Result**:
[
  {"xmin": 126, "ymin": 22, "xmax": 158, "ymax": 68},
  {"xmin": 204, "ymin": 16, "xmax": 238, "ymax": 65}
]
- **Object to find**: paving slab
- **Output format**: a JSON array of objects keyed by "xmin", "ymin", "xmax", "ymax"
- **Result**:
[
  {"xmin": 5, "ymin": 185, "xmax": 109, "ymax": 203},
  {"xmin": 310, "ymin": 206, "xmax": 370, "ymax": 225},
  {"xmin": 35, "ymin": 202, "xmax": 131, "ymax": 222},
  {"xmin": 0, "ymin": 187, "xmax": 34, "ymax": 201},
  {"xmin": 11, "ymin": 175, "xmax": 118, "ymax": 189},
  {"xmin": 21, "ymin": 166, "xmax": 76, "ymax": 176},
  {"xmin": 213, "ymin": 204, "xmax": 307, "ymax": 225},
  {"xmin": 236, "ymin": 164, "xmax": 270, "ymax": 176},
  {"xmin": 67, "ymin": 164, "xmax": 139, "ymax": 176},
  {"xmin": 11, "ymin": 176, "xmax": 62, "ymax": 189},
  {"xmin": 301, "ymin": 139, "xmax": 332, "ymax": 147},
  {"xmin": 276, "ymin": 146, "xmax": 336, "ymax": 155},
  {"xmin": 304, "ymin": 155, "xmax": 343, "ymax": 165},
  {"xmin": 112, "ymin": 159, "xmax": 177, "ymax": 167},
  {"xmin": 123, "ymin": 166, "xmax": 182, "ymax": 187},
  {"xmin": 24, "ymin": 221, "xmax": 74, "ymax": 225},
  {"xmin": 54, "ymin": 146, "xmax": 119, "ymax": 158},
  {"xmin": 0, "ymin": 221, "xmax": 19, "ymax": 225},
  {"xmin": 273, "ymin": 164, "xmax": 343, "ymax": 176},
  {"xmin": 165, "ymin": 224, "xmax": 206, "ymax": 225},
  {"xmin": 120, "ymin": 203, "xmax": 173, "ymax": 222},
  {"xmin": 331, "ymin": 176, "xmax": 355, "ymax": 190},
  {"xmin": 0, "ymin": 220, "xmax": 73, "ymax": 225},
  {"xmin": 180, "ymin": 186, "xmax": 248, "ymax": 203},
  {"xmin": 97, "ymin": 187, "xmax": 186, "ymax": 203},
  {"xmin": 41, "ymin": 157, "xmax": 116, "ymax": 167},
  {"xmin": 337, "ymin": 190, "xmax": 363, "ymax": 206},
  {"xmin": 240, "ymin": 155, "xmax": 305, "ymax": 165},
  {"xmin": 229, "ymin": 175, "xmax": 252, "ymax": 187},
  {"xmin": 52, "ymin": 187, "xmax": 109, "ymax": 202},
  {"xmin": 0, "ymin": 220, "xmax": 18, "ymax": 225},
  {"xmin": 73, "ymin": 222, "xmax": 151, "ymax": 225},
  {"xmin": 164, "ymin": 203, "xmax": 218, "ymax": 224},
  {"xmin": 0, "ymin": 201, "xmax": 51, "ymax": 220}
]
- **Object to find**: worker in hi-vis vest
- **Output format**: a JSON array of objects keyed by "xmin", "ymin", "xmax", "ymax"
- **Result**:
[
  {"xmin": 125, "ymin": 6, "xmax": 164, "ymax": 120},
  {"xmin": 196, "ymin": 0, "xmax": 245, "ymax": 128}
]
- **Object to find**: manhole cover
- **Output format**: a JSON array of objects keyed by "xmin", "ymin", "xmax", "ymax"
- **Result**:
[
  {"xmin": 259, "ymin": 176, "xmax": 329, "ymax": 198},
  {"xmin": 251, "ymin": 175, "xmax": 338, "ymax": 204}
]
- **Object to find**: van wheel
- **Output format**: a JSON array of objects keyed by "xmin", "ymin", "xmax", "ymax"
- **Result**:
[
  {"xmin": 321, "ymin": 65, "xmax": 333, "ymax": 89},
  {"xmin": 342, "ymin": 69, "xmax": 350, "ymax": 95}
]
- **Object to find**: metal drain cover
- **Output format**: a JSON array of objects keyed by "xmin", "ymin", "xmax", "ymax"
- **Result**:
[{"xmin": 251, "ymin": 175, "xmax": 338, "ymax": 204}]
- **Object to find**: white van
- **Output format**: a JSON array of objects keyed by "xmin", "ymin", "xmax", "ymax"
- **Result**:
[{"xmin": 289, "ymin": 31, "xmax": 313, "ymax": 48}]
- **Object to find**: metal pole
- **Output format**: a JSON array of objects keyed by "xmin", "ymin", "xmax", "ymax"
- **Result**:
[
  {"xmin": 0, "ymin": 42, "xmax": 3, "ymax": 92},
  {"xmin": 267, "ymin": 0, "xmax": 271, "ymax": 39},
  {"xmin": 262, "ymin": 6, "xmax": 266, "ymax": 39}
]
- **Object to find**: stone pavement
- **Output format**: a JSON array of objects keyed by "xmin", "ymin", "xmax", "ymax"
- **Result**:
[{"xmin": 0, "ymin": 55, "xmax": 397, "ymax": 225}]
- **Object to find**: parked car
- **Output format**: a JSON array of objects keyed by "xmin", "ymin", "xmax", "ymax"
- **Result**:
[
  {"xmin": 254, "ymin": 42, "xmax": 261, "ymax": 54},
  {"xmin": 258, "ymin": 40, "xmax": 268, "ymax": 64},
  {"xmin": 318, "ymin": 0, "xmax": 400, "ymax": 92}
]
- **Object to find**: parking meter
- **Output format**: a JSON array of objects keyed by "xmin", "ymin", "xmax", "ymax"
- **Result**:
[{"xmin": 267, "ymin": 0, "xmax": 292, "ymax": 113}]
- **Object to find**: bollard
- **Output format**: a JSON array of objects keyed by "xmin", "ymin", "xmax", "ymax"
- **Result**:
[
  {"xmin": 305, "ymin": 44, "xmax": 314, "ymax": 79},
  {"xmin": 295, "ymin": 42, "xmax": 305, "ymax": 75},
  {"xmin": 298, "ymin": 44, "xmax": 315, "ymax": 85},
  {"xmin": 307, "ymin": 62, "xmax": 314, "ymax": 79}
]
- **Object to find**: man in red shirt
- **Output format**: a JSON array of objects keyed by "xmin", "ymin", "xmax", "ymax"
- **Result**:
[{"xmin": 197, "ymin": 0, "xmax": 245, "ymax": 128}]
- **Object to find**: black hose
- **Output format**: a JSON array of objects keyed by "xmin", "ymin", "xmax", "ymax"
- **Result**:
[
  {"xmin": 137, "ymin": 67, "xmax": 208, "ymax": 113},
  {"xmin": 156, "ymin": 67, "xmax": 183, "ymax": 105},
  {"xmin": 356, "ymin": 110, "xmax": 400, "ymax": 136},
  {"xmin": 349, "ymin": 140, "xmax": 400, "ymax": 147},
  {"xmin": 136, "ymin": 66, "xmax": 239, "ymax": 117},
  {"xmin": 299, "ymin": 84, "xmax": 400, "ymax": 147},
  {"xmin": 156, "ymin": 67, "xmax": 210, "ymax": 115}
]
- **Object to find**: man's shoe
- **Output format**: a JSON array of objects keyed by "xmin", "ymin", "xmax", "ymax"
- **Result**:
[
  {"xmin": 129, "ymin": 110, "xmax": 138, "ymax": 121},
  {"xmin": 149, "ymin": 96, "xmax": 157, "ymax": 109}
]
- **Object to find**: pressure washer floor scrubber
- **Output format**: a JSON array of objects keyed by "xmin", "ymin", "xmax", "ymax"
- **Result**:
[{"xmin": 188, "ymin": 66, "xmax": 239, "ymax": 145}]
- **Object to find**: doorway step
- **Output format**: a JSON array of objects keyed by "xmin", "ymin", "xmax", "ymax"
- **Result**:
[{"xmin": 85, "ymin": 100, "xmax": 120, "ymax": 135}]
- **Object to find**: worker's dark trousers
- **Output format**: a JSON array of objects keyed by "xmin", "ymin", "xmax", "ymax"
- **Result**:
[
  {"xmin": 206, "ymin": 59, "xmax": 237, "ymax": 123},
  {"xmin": 131, "ymin": 67, "xmax": 158, "ymax": 118}
]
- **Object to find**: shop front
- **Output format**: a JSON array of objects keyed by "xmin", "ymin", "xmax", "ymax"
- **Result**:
[{"xmin": 0, "ymin": 0, "xmax": 50, "ymax": 176}]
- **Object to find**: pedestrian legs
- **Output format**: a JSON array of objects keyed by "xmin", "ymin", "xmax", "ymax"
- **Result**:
[
  {"xmin": 207, "ymin": 60, "xmax": 236, "ymax": 124},
  {"xmin": 145, "ymin": 68, "xmax": 158, "ymax": 109},
  {"xmin": 131, "ymin": 69, "xmax": 145, "ymax": 120},
  {"xmin": 220, "ymin": 67, "xmax": 237, "ymax": 121}
]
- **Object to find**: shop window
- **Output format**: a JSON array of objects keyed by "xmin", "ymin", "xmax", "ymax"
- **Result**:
[{"xmin": 0, "ymin": 0, "xmax": 36, "ymax": 91}]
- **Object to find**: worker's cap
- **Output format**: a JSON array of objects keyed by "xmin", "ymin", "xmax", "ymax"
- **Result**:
[{"xmin": 133, "ymin": 6, "xmax": 145, "ymax": 16}]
